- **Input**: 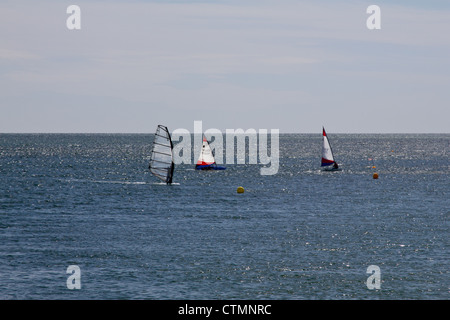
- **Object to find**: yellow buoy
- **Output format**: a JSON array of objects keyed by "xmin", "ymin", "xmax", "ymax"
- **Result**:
[
  {"xmin": 237, "ymin": 186, "xmax": 245, "ymax": 193},
  {"xmin": 373, "ymin": 173, "xmax": 379, "ymax": 179}
]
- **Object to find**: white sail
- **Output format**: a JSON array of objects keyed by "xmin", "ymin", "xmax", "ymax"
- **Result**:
[
  {"xmin": 196, "ymin": 135, "xmax": 216, "ymax": 166},
  {"xmin": 149, "ymin": 125, "xmax": 174, "ymax": 183}
]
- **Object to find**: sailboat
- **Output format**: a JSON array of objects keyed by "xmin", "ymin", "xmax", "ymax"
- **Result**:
[
  {"xmin": 321, "ymin": 127, "xmax": 340, "ymax": 171},
  {"xmin": 195, "ymin": 135, "xmax": 226, "ymax": 170},
  {"xmin": 148, "ymin": 125, "xmax": 175, "ymax": 184}
]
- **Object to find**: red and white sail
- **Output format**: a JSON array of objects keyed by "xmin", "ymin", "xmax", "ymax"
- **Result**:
[
  {"xmin": 321, "ymin": 127, "xmax": 335, "ymax": 167},
  {"xmin": 196, "ymin": 135, "xmax": 216, "ymax": 167}
]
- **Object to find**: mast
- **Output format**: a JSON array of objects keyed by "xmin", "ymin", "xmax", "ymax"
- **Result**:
[{"xmin": 167, "ymin": 131, "xmax": 174, "ymax": 184}]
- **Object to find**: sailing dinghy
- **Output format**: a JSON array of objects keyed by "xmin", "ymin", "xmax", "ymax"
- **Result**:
[
  {"xmin": 195, "ymin": 135, "xmax": 226, "ymax": 170},
  {"xmin": 148, "ymin": 125, "xmax": 175, "ymax": 184},
  {"xmin": 321, "ymin": 127, "xmax": 340, "ymax": 171}
]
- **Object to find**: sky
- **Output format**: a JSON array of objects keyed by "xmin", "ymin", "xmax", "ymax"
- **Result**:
[{"xmin": 0, "ymin": 0, "xmax": 449, "ymax": 133}]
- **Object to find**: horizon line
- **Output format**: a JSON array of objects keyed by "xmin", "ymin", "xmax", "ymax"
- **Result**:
[{"xmin": 0, "ymin": 132, "xmax": 448, "ymax": 135}]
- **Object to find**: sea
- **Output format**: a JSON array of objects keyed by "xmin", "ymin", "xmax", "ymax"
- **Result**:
[{"xmin": 0, "ymin": 133, "xmax": 448, "ymax": 300}]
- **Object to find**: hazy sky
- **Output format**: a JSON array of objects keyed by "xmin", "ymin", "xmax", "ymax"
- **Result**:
[{"xmin": 1, "ymin": 0, "xmax": 449, "ymax": 133}]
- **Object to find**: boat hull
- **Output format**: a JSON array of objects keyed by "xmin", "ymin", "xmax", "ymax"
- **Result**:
[
  {"xmin": 322, "ymin": 167, "xmax": 341, "ymax": 171},
  {"xmin": 196, "ymin": 164, "xmax": 226, "ymax": 170}
]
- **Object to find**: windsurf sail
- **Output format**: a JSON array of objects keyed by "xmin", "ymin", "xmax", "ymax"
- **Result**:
[
  {"xmin": 149, "ymin": 125, "xmax": 175, "ymax": 184},
  {"xmin": 321, "ymin": 127, "xmax": 338, "ymax": 169},
  {"xmin": 196, "ymin": 135, "xmax": 226, "ymax": 170}
]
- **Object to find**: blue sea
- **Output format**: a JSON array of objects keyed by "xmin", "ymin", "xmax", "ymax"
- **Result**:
[{"xmin": 0, "ymin": 133, "xmax": 448, "ymax": 300}]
